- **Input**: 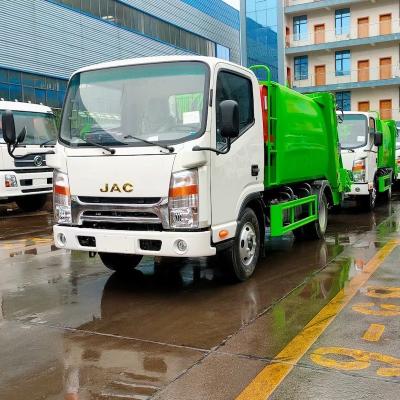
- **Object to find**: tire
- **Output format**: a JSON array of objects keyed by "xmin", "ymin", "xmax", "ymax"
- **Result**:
[
  {"xmin": 356, "ymin": 181, "xmax": 377, "ymax": 211},
  {"xmin": 293, "ymin": 190, "xmax": 328, "ymax": 241},
  {"xmin": 220, "ymin": 208, "xmax": 260, "ymax": 282},
  {"xmin": 15, "ymin": 194, "xmax": 47, "ymax": 212},
  {"xmin": 380, "ymin": 183, "xmax": 392, "ymax": 203},
  {"xmin": 303, "ymin": 192, "xmax": 328, "ymax": 240},
  {"xmin": 99, "ymin": 253, "xmax": 143, "ymax": 273}
]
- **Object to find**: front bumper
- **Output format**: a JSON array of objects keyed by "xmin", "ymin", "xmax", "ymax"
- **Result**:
[
  {"xmin": 0, "ymin": 170, "xmax": 52, "ymax": 199},
  {"xmin": 53, "ymin": 225, "xmax": 216, "ymax": 257},
  {"xmin": 345, "ymin": 183, "xmax": 370, "ymax": 197}
]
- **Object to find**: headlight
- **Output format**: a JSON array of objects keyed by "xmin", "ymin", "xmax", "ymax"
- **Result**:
[
  {"xmin": 352, "ymin": 159, "xmax": 366, "ymax": 183},
  {"xmin": 53, "ymin": 170, "xmax": 72, "ymax": 224},
  {"xmin": 4, "ymin": 174, "xmax": 18, "ymax": 187},
  {"xmin": 169, "ymin": 169, "xmax": 199, "ymax": 229}
]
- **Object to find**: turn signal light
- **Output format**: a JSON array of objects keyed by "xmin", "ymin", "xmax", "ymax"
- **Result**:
[{"xmin": 219, "ymin": 230, "xmax": 229, "ymax": 239}]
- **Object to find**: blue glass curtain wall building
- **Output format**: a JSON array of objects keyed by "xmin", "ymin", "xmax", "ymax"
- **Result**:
[
  {"xmin": 0, "ymin": 68, "xmax": 67, "ymax": 109},
  {"xmin": 243, "ymin": 0, "xmax": 279, "ymax": 82}
]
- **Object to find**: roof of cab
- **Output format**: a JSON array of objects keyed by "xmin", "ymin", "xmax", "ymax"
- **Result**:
[
  {"xmin": 0, "ymin": 100, "xmax": 53, "ymax": 114},
  {"xmin": 74, "ymin": 55, "xmax": 246, "ymax": 76}
]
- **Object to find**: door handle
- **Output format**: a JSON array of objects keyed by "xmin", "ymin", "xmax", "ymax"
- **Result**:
[{"xmin": 251, "ymin": 165, "xmax": 260, "ymax": 177}]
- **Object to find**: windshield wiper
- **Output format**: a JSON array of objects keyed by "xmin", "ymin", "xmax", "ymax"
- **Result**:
[
  {"xmin": 78, "ymin": 138, "xmax": 116, "ymax": 154},
  {"xmin": 40, "ymin": 139, "xmax": 56, "ymax": 147},
  {"xmin": 124, "ymin": 135, "xmax": 174, "ymax": 153}
]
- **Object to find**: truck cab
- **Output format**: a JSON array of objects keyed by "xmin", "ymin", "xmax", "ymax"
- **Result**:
[
  {"xmin": 338, "ymin": 111, "xmax": 395, "ymax": 210},
  {"xmin": 0, "ymin": 101, "xmax": 57, "ymax": 211}
]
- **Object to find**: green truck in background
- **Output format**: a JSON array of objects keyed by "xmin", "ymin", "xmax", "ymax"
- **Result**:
[{"xmin": 338, "ymin": 111, "xmax": 397, "ymax": 210}]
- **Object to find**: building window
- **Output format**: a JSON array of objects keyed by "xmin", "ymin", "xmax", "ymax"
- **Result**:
[
  {"xmin": 293, "ymin": 15, "xmax": 307, "ymax": 41},
  {"xmin": 0, "ymin": 67, "xmax": 66, "ymax": 109},
  {"xmin": 55, "ymin": 0, "xmax": 216, "ymax": 57},
  {"xmin": 335, "ymin": 9, "xmax": 350, "ymax": 36},
  {"xmin": 335, "ymin": 50, "xmax": 351, "ymax": 76},
  {"xmin": 336, "ymin": 91, "xmax": 351, "ymax": 111},
  {"xmin": 294, "ymin": 56, "xmax": 308, "ymax": 80},
  {"xmin": 216, "ymin": 44, "xmax": 231, "ymax": 61}
]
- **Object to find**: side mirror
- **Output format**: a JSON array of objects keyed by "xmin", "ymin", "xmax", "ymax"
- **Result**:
[
  {"xmin": 374, "ymin": 132, "xmax": 383, "ymax": 147},
  {"xmin": 220, "ymin": 100, "xmax": 240, "ymax": 139},
  {"xmin": 2, "ymin": 110, "xmax": 17, "ymax": 145}
]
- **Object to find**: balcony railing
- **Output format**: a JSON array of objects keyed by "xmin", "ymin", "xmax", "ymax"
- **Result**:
[
  {"xmin": 285, "ymin": 0, "xmax": 364, "ymax": 7},
  {"xmin": 287, "ymin": 19, "xmax": 399, "ymax": 48},
  {"xmin": 292, "ymin": 64, "xmax": 400, "ymax": 88}
]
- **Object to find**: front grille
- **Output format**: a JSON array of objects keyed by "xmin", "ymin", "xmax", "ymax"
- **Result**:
[
  {"xmin": 21, "ymin": 188, "xmax": 51, "ymax": 193},
  {"xmin": 78, "ymin": 196, "xmax": 161, "ymax": 205},
  {"xmin": 14, "ymin": 154, "xmax": 47, "ymax": 168},
  {"xmin": 12, "ymin": 168, "xmax": 53, "ymax": 174},
  {"xmin": 81, "ymin": 221, "xmax": 163, "ymax": 231},
  {"xmin": 83, "ymin": 211, "xmax": 156, "ymax": 218}
]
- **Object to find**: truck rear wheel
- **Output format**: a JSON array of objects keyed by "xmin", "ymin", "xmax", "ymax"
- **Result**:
[
  {"xmin": 99, "ymin": 253, "xmax": 143, "ymax": 273},
  {"xmin": 304, "ymin": 192, "xmax": 328, "ymax": 239},
  {"xmin": 293, "ymin": 191, "xmax": 328, "ymax": 240},
  {"xmin": 15, "ymin": 194, "xmax": 47, "ymax": 212},
  {"xmin": 220, "ymin": 208, "xmax": 260, "ymax": 282}
]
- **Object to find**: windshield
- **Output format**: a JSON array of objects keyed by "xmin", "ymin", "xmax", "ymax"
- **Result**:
[
  {"xmin": 0, "ymin": 111, "xmax": 57, "ymax": 145},
  {"xmin": 60, "ymin": 62, "xmax": 209, "ymax": 148},
  {"xmin": 338, "ymin": 114, "xmax": 368, "ymax": 149}
]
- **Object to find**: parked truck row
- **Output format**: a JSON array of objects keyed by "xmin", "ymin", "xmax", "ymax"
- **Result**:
[{"xmin": 1, "ymin": 56, "xmax": 398, "ymax": 281}]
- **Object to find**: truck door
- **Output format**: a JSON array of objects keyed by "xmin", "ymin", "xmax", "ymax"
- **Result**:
[{"xmin": 210, "ymin": 65, "xmax": 264, "ymax": 230}]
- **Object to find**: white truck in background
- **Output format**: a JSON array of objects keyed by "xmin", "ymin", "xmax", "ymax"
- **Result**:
[
  {"xmin": 396, "ymin": 124, "xmax": 400, "ymax": 180},
  {"xmin": 0, "ymin": 101, "xmax": 57, "ymax": 211},
  {"xmin": 338, "ymin": 111, "xmax": 396, "ymax": 211}
]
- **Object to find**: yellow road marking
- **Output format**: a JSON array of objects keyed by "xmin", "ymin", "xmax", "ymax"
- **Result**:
[
  {"xmin": 362, "ymin": 324, "xmax": 385, "ymax": 342},
  {"xmin": 366, "ymin": 286, "xmax": 400, "ymax": 298},
  {"xmin": 310, "ymin": 347, "xmax": 400, "ymax": 377},
  {"xmin": 352, "ymin": 302, "xmax": 400, "ymax": 316},
  {"xmin": 236, "ymin": 240, "xmax": 399, "ymax": 400}
]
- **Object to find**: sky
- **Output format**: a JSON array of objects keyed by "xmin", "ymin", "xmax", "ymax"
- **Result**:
[{"xmin": 222, "ymin": 0, "xmax": 240, "ymax": 10}]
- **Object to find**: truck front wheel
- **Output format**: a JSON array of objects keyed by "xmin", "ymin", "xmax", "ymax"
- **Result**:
[
  {"xmin": 356, "ymin": 183, "xmax": 377, "ymax": 211},
  {"xmin": 15, "ymin": 194, "xmax": 47, "ymax": 212},
  {"xmin": 221, "ymin": 208, "xmax": 260, "ymax": 282},
  {"xmin": 99, "ymin": 253, "xmax": 143, "ymax": 273}
]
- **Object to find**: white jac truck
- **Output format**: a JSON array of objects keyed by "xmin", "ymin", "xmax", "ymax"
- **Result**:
[
  {"xmin": 2, "ymin": 56, "xmax": 351, "ymax": 281},
  {"xmin": 0, "ymin": 101, "xmax": 57, "ymax": 211},
  {"xmin": 338, "ymin": 111, "xmax": 397, "ymax": 211}
]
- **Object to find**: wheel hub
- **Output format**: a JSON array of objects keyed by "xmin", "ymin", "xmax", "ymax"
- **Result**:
[{"xmin": 239, "ymin": 222, "xmax": 257, "ymax": 266}]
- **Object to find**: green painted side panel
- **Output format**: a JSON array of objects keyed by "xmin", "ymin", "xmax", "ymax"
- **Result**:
[
  {"xmin": 250, "ymin": 65, "xmax": 350, "ymax": 205},
  {"xmin": 377, "ymin": 119, "xmax": 397, "ymax": 171},
  {"xmin": 378, "ymin": 174, "xmax": 391, "ymax": 192},
  {"xmin": 270, "ymin": 195, "xmax": 318, "ymax": 237}
]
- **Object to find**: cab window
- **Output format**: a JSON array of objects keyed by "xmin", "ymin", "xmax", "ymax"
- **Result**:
[{"xmin": 216, "ymin": 71, "xmax": 254, "ymax": 149}]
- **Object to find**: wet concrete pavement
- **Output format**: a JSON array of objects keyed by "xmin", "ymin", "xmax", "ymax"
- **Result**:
[{"xmin": 0, "ymin": 198, "xmax": 400, "ymax": 399}]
